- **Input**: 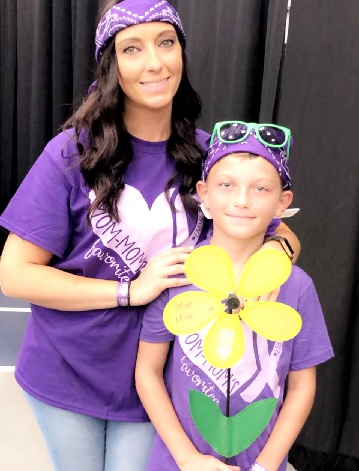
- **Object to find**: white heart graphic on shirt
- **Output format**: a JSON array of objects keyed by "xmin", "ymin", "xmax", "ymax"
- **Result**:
[
  {"xmin": 179, "ymin": 322, "xmax": 282, "ymax": 401},
  {"xmin": 89, "ymin": 185, "xmax": 203, "ymax": 273}
]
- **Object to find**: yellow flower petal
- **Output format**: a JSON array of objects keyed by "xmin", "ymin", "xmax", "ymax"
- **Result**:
[
  {"xmin": 241, "ymin": 301, "xmax": 302, "ymax": 341},
  {"xmin": 185, "ymin": 246, "xmax": 236, "ymax": 298},
  {"xmin": 236, "ymin": 249, "xmax": 292, "ymax": 299},
  {"xmin": 164, "ymin": 291, "xmax": 223, "ymax": 335},
  {"xmin": 204, "ymin": 313, "xmax": 245, "ymax": 368}
]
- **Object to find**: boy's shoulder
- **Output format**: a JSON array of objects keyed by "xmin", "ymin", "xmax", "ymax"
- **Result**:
[
  {"xmin": 287, "ymin": 264, "xmax": 315, "ymax": 288},
  {"xmin": 279, "ymin": 264, "xmax": 318, "ymax": 307}
]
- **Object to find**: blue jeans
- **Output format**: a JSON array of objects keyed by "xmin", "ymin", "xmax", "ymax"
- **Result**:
[{"xmin": 24, "ymin": 391, "xmax": 155, "ymax": 471}]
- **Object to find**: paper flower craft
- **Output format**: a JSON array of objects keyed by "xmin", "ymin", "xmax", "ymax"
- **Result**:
[{"xmin": 164, "ymin": 245, "xmax": 302, "ymax": 369}]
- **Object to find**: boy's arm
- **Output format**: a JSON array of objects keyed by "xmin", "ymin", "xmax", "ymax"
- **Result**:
[
  {"xmin": 135, "ymin": 340, "xmax": 240, "ymax": 471},
  {"xmin": 264, "ymin": 220, "xmax": 301, "ymax": 263},
  {"xmin": 254, "ymin": 367, "xmax": 316, "ymax": 471},
  {"xmin": 136, "ymin": 340, "xmax": 198, "ymax": 464}
]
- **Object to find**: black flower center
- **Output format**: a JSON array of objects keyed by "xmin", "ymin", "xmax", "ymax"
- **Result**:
[{"xmin": 225, "ymin": 294, "xmax": 241, "ymax": 311}]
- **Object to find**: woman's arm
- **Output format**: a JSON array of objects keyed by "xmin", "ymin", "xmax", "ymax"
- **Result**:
[
  {"xmin": 258, "ymin": 221, "xmax": 300, "ymax": 302},
  {"xmin": 0, "ymin": 233, "xmax": 193, "ymax": 310},
  {"xmin": 135, "ymin": 340, "xmax": 240, "ymax": 471},
  {"xmin": 265, "ymin": 221, "xmax": 301, "ymax": 263},
  {"xmin": 254, "ymin": 367, "xmax": 316, "ymax": 471}
]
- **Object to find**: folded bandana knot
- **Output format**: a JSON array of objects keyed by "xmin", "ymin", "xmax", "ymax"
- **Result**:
[{"xmin": 95, "ymin": 0, "xmax": 186, "ymax": 63}]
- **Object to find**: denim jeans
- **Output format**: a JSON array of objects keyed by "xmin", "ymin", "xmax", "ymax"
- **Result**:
[{"xmin": 24, "ymin": 391, "xmax": 155, "ymax": 471}]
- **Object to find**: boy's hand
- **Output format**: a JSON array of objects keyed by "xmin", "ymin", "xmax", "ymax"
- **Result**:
[
  {"xmin": 180, "ymin": 452, "xmax": 240, "ymax": 471},
  {"xmin": 248, "ymin": 461, "xmax": 268, "ymax": 471}
]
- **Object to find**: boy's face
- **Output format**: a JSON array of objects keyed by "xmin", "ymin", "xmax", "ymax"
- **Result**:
[{"xmin": 197, "ymin": 154, "xmax": 293, "ymax": 243}]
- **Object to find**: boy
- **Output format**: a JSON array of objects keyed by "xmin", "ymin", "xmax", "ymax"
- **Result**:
[{"xmin": 136, "ymin": 121, "xmax": 334, "ymax": 471}]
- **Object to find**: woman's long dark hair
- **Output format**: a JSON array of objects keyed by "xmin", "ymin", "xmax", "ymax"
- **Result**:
[{"xmin": 63, "ymin": 1, "xmax": 204, "ymax": 223}]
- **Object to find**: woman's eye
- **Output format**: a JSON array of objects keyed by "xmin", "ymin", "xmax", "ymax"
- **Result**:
[
  {"xmin": 160, "ymin": 38, "xmax": 175, "ymax": 47},
  {"xmin": 220, "ymin": 182, "xmax": 232, "ymax": 188},
  {"xmin": 123, "ymin": 46, "xmax": 140, "ymax": 55}
]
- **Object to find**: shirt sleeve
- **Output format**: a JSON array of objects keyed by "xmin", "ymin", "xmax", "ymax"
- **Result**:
[
  {"xmin": 140, "ymin": 289, "xmax": 175, "ymax": 343},
  {"xmin": 289, "ymin": 276, "xmax": 334, "ymax": 371},
  {"xmin": 0, "ymin": 137, "xmax": 76, "ymax": 258}
]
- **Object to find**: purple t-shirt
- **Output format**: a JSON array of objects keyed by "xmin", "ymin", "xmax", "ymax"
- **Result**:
[
  {"xmin": 0, "ymin": 128, "xmax": 211, "ymax": 420},
  {"xmin": 140, "ymin": 242, "xmax": 334, "ymax": 470}
]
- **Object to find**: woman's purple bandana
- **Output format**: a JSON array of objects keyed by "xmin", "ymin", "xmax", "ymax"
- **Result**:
[
  {"xmin": 95, "ymin": 0, "xmax": 186, "ymax": 63},
  {"xmin": 202, "ymin": 132, "xmax": 292, "ymax": 190}
]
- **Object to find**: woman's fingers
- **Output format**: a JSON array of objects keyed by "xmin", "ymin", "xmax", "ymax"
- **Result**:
[
  {"xmin": 129, "ymin": 246, "xmax": 194, "ymax": 305},
  {"xmin": 148, "ymin": 247, "xmax": 193, "ymax": 265},
  {"xmin": 257, "ymin": 287, "xmax": 280, "ymax": 302}
]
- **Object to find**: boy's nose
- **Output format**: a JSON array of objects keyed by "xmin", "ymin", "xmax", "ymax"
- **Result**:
[{"xmin": 234, "ymin": 188, "xmax": 250, "ymax": 208}]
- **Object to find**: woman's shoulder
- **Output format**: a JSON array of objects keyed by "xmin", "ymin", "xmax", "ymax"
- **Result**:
[
  {"xmin": 44, "ymin": 128, "xmax": 88, "ymax": 158},
  {"xmin": 35, "ymin": 128, "xmax": 91, "ymax": 177}
]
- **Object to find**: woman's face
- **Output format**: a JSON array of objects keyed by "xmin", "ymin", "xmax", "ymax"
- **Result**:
[{"xmin": 115, "ymin": 22, "xmax": 183, "ymax": 113}]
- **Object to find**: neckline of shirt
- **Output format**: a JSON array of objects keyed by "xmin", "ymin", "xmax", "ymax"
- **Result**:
[{"xmin": 131, "ymin": 135, "xmax": 168, "ymax": 154}]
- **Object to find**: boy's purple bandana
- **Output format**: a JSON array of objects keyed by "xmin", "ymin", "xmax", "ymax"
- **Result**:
[
  {"xmin": 202, "ymin": 132, "xmax": 291, "ymax": 190},
  {"xmin": 95, "ymin": 0, "xmax": 186, "ymax": 63}
]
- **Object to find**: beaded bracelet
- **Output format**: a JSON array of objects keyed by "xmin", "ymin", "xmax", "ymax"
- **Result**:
[
  {"xmin": 249, "ymin": 461, "xmax": 268, "ymax": 471},
  {"xmin": 116, "ymin": 281, "xmax": 131, "ymax": 307}
]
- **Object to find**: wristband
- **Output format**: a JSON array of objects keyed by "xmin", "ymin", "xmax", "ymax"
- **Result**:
[
  {"xmin": 249, "ymin": 461, "xmax": 268, "ymax": 471},
  {"xmin": 265, "ymin": 235, "xmax": 294, "ymax": 261},
  {"xmin": 116, "ymin": 281, "xmax": 131, "ymax": 307}
]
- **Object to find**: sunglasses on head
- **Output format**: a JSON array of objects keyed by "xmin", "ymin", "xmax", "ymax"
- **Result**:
[{"xmin": 210, "ymin": 121, "xmax": 292, "ymax": 158}]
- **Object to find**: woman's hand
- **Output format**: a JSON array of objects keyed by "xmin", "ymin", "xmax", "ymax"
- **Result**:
[
  {"xmin": 256, "ymin": 286, "xmax": 280, "ymax": 303},
  {"xmin": 254, "ymin": 236, "xmax": 291, "ymax": 302},
  {"xmin": 180, "ymin": 452, "xmax": 240, "ymax": 471},
  {"xmin": 129, "ymin": 246, "xmax": 193, "ymax": 305}
]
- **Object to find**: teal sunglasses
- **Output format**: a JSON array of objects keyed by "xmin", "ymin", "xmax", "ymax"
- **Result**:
[{"xmin": 210, "ymin": 121, "xmax": 292, "ymax": 158}]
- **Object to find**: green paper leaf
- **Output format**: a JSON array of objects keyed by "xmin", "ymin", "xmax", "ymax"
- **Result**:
[{"xmin": 189, "ymin": 390, "xmax": 277, "ymax": 458}]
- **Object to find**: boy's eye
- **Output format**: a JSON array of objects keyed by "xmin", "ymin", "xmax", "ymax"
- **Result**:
[
  {"xmin": 160, "ymin": 38, "xmax": 175, "ymax": 47},
  {"xmin": 255, "ymin": 186, "xmax": 266, "ymax": 192}
]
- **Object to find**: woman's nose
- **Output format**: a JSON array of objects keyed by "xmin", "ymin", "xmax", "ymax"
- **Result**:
[{"xmin": 144, "ymin": 46, "xmax": 163, "ymax": 72}]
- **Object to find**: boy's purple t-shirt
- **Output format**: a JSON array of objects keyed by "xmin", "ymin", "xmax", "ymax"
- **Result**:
[
  {"xmin": 140, "ymin": 243, "xmax": 334, "ymax": 470},
  {"xmin": 0, "ymin": 129, "xmax": 213, "ymax": 420}
]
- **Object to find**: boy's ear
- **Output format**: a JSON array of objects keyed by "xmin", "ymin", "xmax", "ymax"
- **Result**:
[
  {"xmin": 275, "ymin": 190, "xmax": 293, "ymax": 217},
  {"xmin": 196, "ymin": 181, "xmax": 213, "ymax": 219},
  {"xmin": 196, "ymin": 180, "xmax": 208, "ymax": 206}
]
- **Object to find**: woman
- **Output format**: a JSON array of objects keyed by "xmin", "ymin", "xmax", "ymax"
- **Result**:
[{"xmin": 0, "ymin": 1, "xmax": 299, "ymax": 470}]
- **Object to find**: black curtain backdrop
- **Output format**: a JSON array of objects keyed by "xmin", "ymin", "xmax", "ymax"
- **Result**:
[
  {"xmin": 1, "ymin": 1, "xmax": 359, "ymax": 469},
  {"xmin": 0, "ymin": 0, "xmax": 99, "ymax": 248},
  {"xmin": 271, "ymin": 1, "xmax": 359, "ymax": 469}
]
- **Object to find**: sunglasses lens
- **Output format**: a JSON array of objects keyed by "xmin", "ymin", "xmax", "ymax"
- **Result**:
[
  {"xmin": 219, "ymin": 123, "xmax": 247, "ymax": 142},
  {"xmin": 258, "ymin": 126, "xmax": 286, "ymax": 146}
]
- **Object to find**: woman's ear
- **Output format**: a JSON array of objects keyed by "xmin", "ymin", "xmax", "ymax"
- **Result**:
[{"xmin": 275, "ymin": 190, "xmax": 294, "ymax": 217}]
